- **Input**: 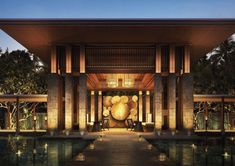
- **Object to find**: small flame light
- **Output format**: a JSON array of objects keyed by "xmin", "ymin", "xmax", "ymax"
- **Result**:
[
  {"xmin": 44, "ymin": 143, "xmax": 48, "ymax": 149},
  {"xmin": 138, "ymin": 135, "xmax": 143, "ymax": 142},
  {"xmin": 191, "ymin": 144, "xmax": 196, "ymax": 149},
  {"xmin": 159, "ymin": 153, "xmax": 167, "ymax": 161},
  {"xmin": 16, "ymin": 150, "xmax": 22, "ymax": 156},
  {"xmin": 147, "ymin": 144, "xmax": 152, "ymax": 150},
  {"xmin": 223, "ymin": 152, "xmax": 230, "ymax": 158},
  {"xmin": 33, "ymin": 116, "xmax": 37, "ymax": 121},
  {"xmin": 89, "ymin": 143, "xmax": 95, "ymax": 150},
  {"xmin": 98, "ymin": 135, "xmax": 103, "ymax": 141},
  {"xmin": 157, "ymin": 131, "xmax": 161, "ymax": 136},
  {"xmin": 65, "ymin": 130, "xmax": 70, "ymax": 136},
  {"xmin": 146, "ymin": 91, "xmax": 150, "ymax": 95},
  {"xmin": 75, "ymin": 153, "xmax": 85, "ymax": 161},
  {"xmin": 33, "ymin": 149, "xmax": 37, "ymax": 154},
  {"xmin": 80, "ymin": 131, "xmax": 85, "ymax": 136}
]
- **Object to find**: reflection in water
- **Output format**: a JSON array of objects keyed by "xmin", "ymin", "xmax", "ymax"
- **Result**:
[
  {"xmin": 0, "ymin": 136, "xmax": 92, "ymax": 166},
  {"xmin": 148, "ymin": 137, "xmax": 235, "ymax": 166}
]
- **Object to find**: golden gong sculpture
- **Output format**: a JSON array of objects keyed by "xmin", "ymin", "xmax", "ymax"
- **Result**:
[{"xmin": 111, "ymin": 102, "xmax": 129, "ymax": 121}]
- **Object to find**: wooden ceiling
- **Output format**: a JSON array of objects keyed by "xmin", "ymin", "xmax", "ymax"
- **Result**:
[
  {"xmin": 87, "ymin": 73, "xmax": 154, "ymax": 91},
  {"xmin": 1, "ymin": 19, "xmax": 235, "ymax": 65}
]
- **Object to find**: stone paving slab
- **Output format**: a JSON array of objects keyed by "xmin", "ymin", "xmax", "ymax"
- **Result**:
[{"xmin": 66, "ymin": 130, "xmax": 174, "ymax": 166}]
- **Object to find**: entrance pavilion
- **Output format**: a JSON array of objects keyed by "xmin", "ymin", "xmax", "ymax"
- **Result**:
[{"xmin": 1, "ymin": 19, "xmax": 235, "ymax": 133}]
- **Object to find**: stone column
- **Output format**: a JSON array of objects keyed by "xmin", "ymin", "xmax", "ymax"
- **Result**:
[
  {"xmin": 47, "ymin": 74, "xmax": 61, "ymax": 132},
  {"xmin": 154, "ymin": 74, "xmax": 163, "ymax": 131},
  {"xmin": 145, "ymin": 91, "xmax": 150, "ymax": 122},
  {"xmin": 98, "ymin": 91, "xmax": 102, "ymax": 122},
  {"xmin": 90, "ymin": 91, "xmax": 95, "ymax": 123},
  {"xmin": 65, "ymin": 75, "xmax": 74, "ymax": 130},
  {"xmin": 138, "ymin": 91, "xmax": 143, "ymax": 122},
  {"xmin": 78, "ymin": 74, "xmax": 87, "ymax": 131},
  {"xmin": 168, "ymin": 74, "xmax": 176, "ymax": 130},
  {"xmin": 181, "ymin": 73, "xmax": 194, "ymax": 130}
]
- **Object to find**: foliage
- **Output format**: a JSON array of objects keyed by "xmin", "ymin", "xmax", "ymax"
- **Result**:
[
  {"xmin": 192, "ymin": 36, "xmax": 235, "ymax": 94},
  {"xmin": 0, "ymin": 49, "xmax": 48, "ymax": 129},
  {"xmin": 0, "ymin": 49, "xmax": 48, "ymax": 94}
]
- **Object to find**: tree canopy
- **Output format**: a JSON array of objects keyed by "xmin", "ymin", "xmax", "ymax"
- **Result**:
[
  {"xmin": 0, "ymin": 49, "xmax": 48, "ymax": 94},
  {"xmin": 193, "ymin": 36, "xmax": 235, "ymax": 94}
]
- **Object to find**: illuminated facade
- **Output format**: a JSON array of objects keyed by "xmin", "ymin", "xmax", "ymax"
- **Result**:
[{"xmin": 1, "ymin": 19, "xmax": 235, "ymax": 133}]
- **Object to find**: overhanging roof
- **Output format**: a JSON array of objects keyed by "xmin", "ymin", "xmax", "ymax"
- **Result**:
[{"xmin": 0, "ymin": 19, "xmax": 235, "ymax": 64}]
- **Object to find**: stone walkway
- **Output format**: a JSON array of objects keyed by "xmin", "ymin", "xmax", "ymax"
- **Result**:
[{"xmin": 66, "ymin": 129, "xmax": 173, "ymax": 166}]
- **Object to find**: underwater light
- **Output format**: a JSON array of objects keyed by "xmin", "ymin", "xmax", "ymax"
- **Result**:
[
  {"xmin": 89, "ymin": 143, "xmax": 95, "ymax": 150},
  {"xmin": 159, "ymin": 153, "xmax": 167, "ymax": 161},
  {"xmin": 16, "ymin": 150, "xmax": 22, "ymax": 156},
  {"xmin": 223, "ymin": 152, "xmax": 230, "ymax": 158},
  {"xmin": 191, "ymin": 144, "xmax": 196, "ymax": 149},
  {"xmin": 147, "ymin": 144, "xmax": 152, "ymax": 150}
]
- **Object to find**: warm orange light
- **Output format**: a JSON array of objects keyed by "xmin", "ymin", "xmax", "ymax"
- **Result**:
[
  {"xmin": 51, "ymin": 46, "xmax": 57, "ymax": 73},
  {"xmin": 90, "ymin": 92, "xmax": 95, "ymax": 122},
  {"xmin": 155, "ymin": 45, "xmax": 161, "ymax": 73},
  {"xmin": 184, "ymin": 45, "xmax": 190, "ymax": 73},
  {"xmin": 98, "ymin": 91, "xmax": 102, "ymax": 95},
  {"xmin": 66, "ymin": 46, "xmax": 72, "ymax": 73},
  {"xmin": 169, "ymin": 45, "xmax": 175, "ymax": 73},
  {"xmin": 146, "ymin": 91, "xmax": 150, "ymax": 95},
  {"xmin": 80, "ymin": 45, "xmax": 86, "ymax": 73}
]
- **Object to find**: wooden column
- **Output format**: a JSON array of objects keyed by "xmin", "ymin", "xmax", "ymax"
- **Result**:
[
  {"xmin": 205, "ymin": 102, "xmax": 208, "ymax": 131},
  {"xmin": 145, "ymin": 91, "xmax": 151, "ymax": 122},
  {"xmin": 155, "ymin": 45, "xmax": 161, "ymax": 73},
  {"xmin": 98, "ymin": 91, "xmax": 102, "ymax": 122},
  {"xmin": 138, "ymin": 91, "xmax": 143, "ymax": 122},
  {"xmin": 184, "ymin": 45, "xmax": 190, "ymax": 73},
  {"xmin": 7, "ymin": 105, "xmax": 11, "ymax": 129},
  {"xmin": 169, "ymin": 45, "xmax": 175, "ymax": 73},
  {"xmin": 221, "ymin": 98, "xmax": 225, "ymax": 134},
  {"xmin": 51, "ymin": 46, "xmax": 57, "ymax": 73},
  {"xmin": 66, "ymin": 45, "xmax": 72, "ymax": 73},
  {"xmin": 16, "ymin": 97, "xmax": 20, "ymax": 134},
  {"xmin": 80, "ymin": 45, "xmax": 85, "ymax": 73},
  {"xmin": 90, "ymin": 91, "xmax": 95, "ymax": 123},
  {"xmin": 33, "ymin": 104, "xmax": 36, "ymax": 131}
]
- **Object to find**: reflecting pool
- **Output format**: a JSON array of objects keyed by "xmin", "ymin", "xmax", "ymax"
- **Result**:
[
  {"xmin": 147, "ymin": 137, "xmax": 235, "ymax": 166},
  {"xmin": 0, "ymin": 136, "xmax": 93, "ymax": 166}
]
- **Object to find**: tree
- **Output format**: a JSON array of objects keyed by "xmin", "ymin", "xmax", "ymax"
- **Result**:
[
  {"xmin": 0, "ymin": 50, "xmax": 47, "ymax": 94},
  {"xmin": 193, "ymin": 36, "xmax": 235, "ymax": 94},
  {"xmin": 0, "ymin": 49, "xmax": 48, "ymax": 129}
]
